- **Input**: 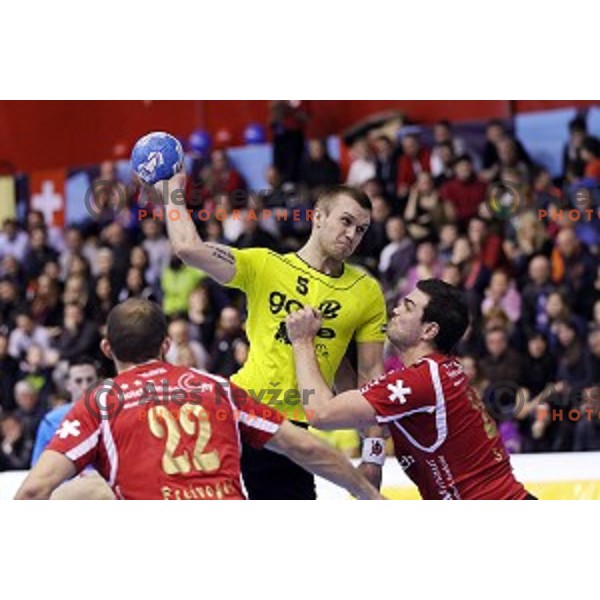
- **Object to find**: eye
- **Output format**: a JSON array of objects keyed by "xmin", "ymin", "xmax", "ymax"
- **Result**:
[
  {"xmin": 341, "ymin": 217, "xmax": 352, "ymax": 226},
  {"xmin": 356, "ymin": 225, "xmax": 368, "ymax": 235}
]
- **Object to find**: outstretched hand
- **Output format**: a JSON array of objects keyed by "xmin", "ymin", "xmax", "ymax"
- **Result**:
[
  {"xmin": 153, "ymin": 171, "xmax": 187, "ymax": 204},
  {"xmin": 286, "ymin": 307, "xmax": 322, "ymax": 344}
]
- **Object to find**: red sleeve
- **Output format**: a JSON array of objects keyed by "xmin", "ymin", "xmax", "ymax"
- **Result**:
[
  {"xmin": 46, "ymin": 394, "xmax": 102, "ymax": 472},
  {"xmin": 397, "ymin": 156, "xmax": 412, "ymax": 186},
  {"xmin": 228, "ymin": 382, "xmax": 285, "ymax": 448},
  {"xmin": 360, "ymin": 363, "xmax": 437, "ymax": 423},
  {"xmin": 481, "ymin": 234, "xmax": 504, "ymax": 270}
]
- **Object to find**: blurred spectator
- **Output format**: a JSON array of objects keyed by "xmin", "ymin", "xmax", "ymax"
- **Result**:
[
  {"xmin": 431, "ymin": 141, "xmax": 456, "ymax": 187},
  {"xmin": 236, "ymin": 217, "xmax": 279, "ymax": 251},
  {"xmin": 13, "ymin": 380, "xmax": 44, "ymax": 443},
  {"xmin": 141, "ymin": 219, "xmax": 171, "ymax": 279},
  {"xmin": 165, "ymin": 317, "xmax": 209, "ymax": 369},
  {"xmin": 0, "ymin": 278, "xmax": 20, "ymax": 330},
  {"xmin": 551, "ymin": 228, "xmax": 597, "ymax": 317},
  {"xmin": 55, "ymin": 303, "xmax": 100, "ymax": 362},
  {"xmin": 400, "ymin": 241, "xmax": 443, "ymax": 297},
  {"xmin": 438, "ymin": 223, "xmax": 459, "ymax": 265},
  {"xmin": 210, "ymin": 307, "xmax": 245, "ymax": 377},
  {"xmin": 396, "ymin": 134, "xmax": 431, "ymax": 200},
  {"xmin": 481, "ymin": 327, "xmax": 524, "ymax": 385},
  {"xmin": 270, "ymin": 100, "xmax": 309, "ymax": 184},
  {"xmin": 118, "ymin": 267, "xmax": 156, "ymax": 302},
  {"xmin": 503, "ymin": 212, "xmax": 552, "ymax": 284},
  {"xmin": 23, "ymin": 226, "xmax": 59, "ymax": 283},
  {"xmin": 300, "ymin": 139, "xmax": 341, "ymax": 190},
  {"xmin": 522, "ymin": 332, "xmax": 557, "ymax": 398},
  {"xmin": 520, "ymin": 255, "xmax": 557, "ymax": 339},
  {"xmin": 440, "ymin": 155, "xmax": 487, "ymax": 227},
  {"xmin": 378, "ymin": 217, "xmax": 415, "ymax": 293},
  {"xmin": 187, "ymin": 284, "xmax": 217, "ymax": 350},
  {"xmin": 0, "ymin": 218, "xmax": 28, "ymax": 262},
  {"xmin": 403, "ymin": 172, "xmax": 449, "ymax": 242},
  {"xmin": 482, "ymin": 271, "xmax": 521, "ymax": 323},
  {"xmin": 355, "ymin": 195, "xmax": 390, "ymax": 271},
  {"xmin": 8, "ymin": 308, "xmax": 51, "ymax": 361},
  {"xmin": 581, "ymin": 136, "xmax": 600, "ymax": 180},
  {"xmin": 0, "ymin": 413, "xmax": 33, "ymax": 471},
  {"xmin": 30, "ymin": 274, "xmax": 63, "ymax": 327},
  {"xmin": 129, "ymin": 245, "xmax": 158, "ymax": 288},
  {"xmin": 62, "ymin": 274, "xmax": 89, "ymax": 309},
  {"xmin": 481, "ymin": 120, "xmax": 531, "ymax": 181},
  {"xmin": 346, "ymin": 139, "xmax": 376, "ymax": 187},
  {"xmin": 204, "ymin": 148, "xmax": 247, "ymax": 199},
  {"xmin": 90, "ymin": 275, "xmax": 115, "ymax": 326},
  {"xmin": 562, "ymin": 116, "xmax": 588, "ymax": 181},
  {"xmin": 430, "ymin": 120, "xmax": 466, "ymax": 177},
  {"xmin": 99, "ymin": 223, "xmax": 131, "ymax": 291},
  {"xmin": 0, "ymin": 332, "xmax": 20, "ymax": 413},
  {"xmin": 588, "ymin": 328, "xmax": 600, "ymax": 382},
  {"xmin": 555, "ymin": 320, "xmax": 593, "ymax": 390},
  {"xmin": 161, "ymin": 256, "xmax": 205, "ymax": 317},
  {"xmin": 373, "ymin": 135, "xmax": 400, "ymax": 201},
  {"xmin": 460, "ymin": 355, "xmax": 488, "ymax": 399}
]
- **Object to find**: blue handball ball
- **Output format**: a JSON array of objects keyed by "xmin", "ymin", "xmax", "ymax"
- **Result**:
[{"xmin": 130, "ymin": 131, "xmax": 184, "ymax": 184}]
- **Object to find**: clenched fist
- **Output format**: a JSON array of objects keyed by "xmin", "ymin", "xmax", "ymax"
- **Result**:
[{"xmin": 285, "ymin": 307, "xmax": 322, "ymax": 344}]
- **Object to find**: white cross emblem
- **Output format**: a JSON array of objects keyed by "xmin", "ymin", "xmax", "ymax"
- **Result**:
[
  {"xmin": 121, "ymin": 384, "xmax": 129, "ymax": 390},
  {"xmin": 387, "ymin": 380, "xmax": 412, "ymax": 404},
  {"xmin": 56, "ymin": 419, "xmax": 81, "ymax": 439},
  {"xmin": 31, "ymin": 180, "xmax": 63, "ymax": 226}
]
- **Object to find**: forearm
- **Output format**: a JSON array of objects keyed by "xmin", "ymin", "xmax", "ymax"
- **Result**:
[
  {"xmin": 284, "ymin": 437, "xmax": 381, "ymax": 500},
  {"xmin": 292, "ymin": 340, "xmax": 334, "ymax": 421}
]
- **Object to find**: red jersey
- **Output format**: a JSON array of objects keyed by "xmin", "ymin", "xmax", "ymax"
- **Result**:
[
  {"xmin": 361, "ymin": 353, "xmax": 527, "ymax": 500},
  {"xmin": 47, "ymin": 360, "xmax": 284, "ymax": 500}
]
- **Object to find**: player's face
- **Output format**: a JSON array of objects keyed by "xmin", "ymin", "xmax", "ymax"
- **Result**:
[
  {"xmin": 316, "ymin": 197, "xmax": 370, "ymax": 261},
  {"xmin": 67, "ymin": 365, "xmax": 98, "ymax": 401},
  {"xmin": 387, "ymin": 289, "xmax": 430, "ymax": 349}
]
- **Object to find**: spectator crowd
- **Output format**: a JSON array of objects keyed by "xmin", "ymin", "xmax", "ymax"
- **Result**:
[{"xmin": 2, "ymin": 112, "xmax": 600, "ymax": 470}]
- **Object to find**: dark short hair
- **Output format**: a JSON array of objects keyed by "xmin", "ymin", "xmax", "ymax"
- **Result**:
[
  {"xmin": 417, "ymin": 279, "xmax": 469, "ymax": 354},
  {"xmin": 68, "ymin": 356, "xmax": 99, "ymax": 370},
  {"xmin": 315, "ymin": 185, "xmax": 372, "ymax": 213},
  {"xmin": 106, "ymin": 299, "xmax": 167, "ymax": 363}
]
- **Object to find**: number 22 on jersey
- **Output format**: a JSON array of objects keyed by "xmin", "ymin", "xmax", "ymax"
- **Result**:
[{"xmin": 148, "ymin": 404, "xmax": 221, "ymax": 475}]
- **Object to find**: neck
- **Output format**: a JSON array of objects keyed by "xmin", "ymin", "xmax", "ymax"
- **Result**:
[
  {"xmin": 297, "ymin": 237, "xmax": 343, "ymax": 276},
  {"xmin": 397, "ymin": 343, "xmax": 435, "ymax": 367},
  {"xmin": 114, "ymin": 356, "xmax": 160, "ymax": 374}
]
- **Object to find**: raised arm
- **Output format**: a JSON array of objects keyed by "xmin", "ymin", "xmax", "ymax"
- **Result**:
[
  {"xmin": 154, "ymin": 172, "xmax": 236, "ymax": 285},
  {"xmin": 265, "ymin": 421, "xmax": 382, "ymax": 499}
]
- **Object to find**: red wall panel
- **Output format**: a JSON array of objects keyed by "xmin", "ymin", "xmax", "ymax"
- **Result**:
[{"xmin": 0, "ymin": 100, "xmax": 597, "ymax": 172}]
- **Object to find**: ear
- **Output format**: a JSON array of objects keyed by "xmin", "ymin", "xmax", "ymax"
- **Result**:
[
  {"xmin": 423, "ymin": 322, "xmax": 440, "ymax": 344},
  {"xmin": 314, "ymin": 207, "xmax": 323, "ymax": 228},
  {"xmin": 160, "ymin": 337, "xmax": 171, "ymax": 360},
  {"xmin": 100, "ymin": 338, "xmax": 113, "ymax": 360}
]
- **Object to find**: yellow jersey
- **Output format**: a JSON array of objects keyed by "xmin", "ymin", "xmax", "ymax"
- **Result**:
[{"xmin": 227, "ymin": 248, "xmax": 387, "ymax": 421}]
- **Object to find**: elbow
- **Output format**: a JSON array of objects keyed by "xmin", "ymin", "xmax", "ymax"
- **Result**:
[
  {"xmin": 306, "ymin": 407, "xmax": 334, "ymax": 431},
  {"xmin": 15, "ymin": 483, "xmax": 49, "ymax": 500}
]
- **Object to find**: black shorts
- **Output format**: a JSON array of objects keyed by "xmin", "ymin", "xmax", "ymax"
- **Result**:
[
  {"xmin": 241, "ymin": 421, "xmax": 317, "ymax": 500},
  {"xmin": 524, "ymin": 492, "xmax": 538, "ymax": 500}
]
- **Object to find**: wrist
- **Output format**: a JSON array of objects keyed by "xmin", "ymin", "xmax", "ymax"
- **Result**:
[{"xmin": 361, "ymin": 437, "xmax": 386, "ymax": 466}]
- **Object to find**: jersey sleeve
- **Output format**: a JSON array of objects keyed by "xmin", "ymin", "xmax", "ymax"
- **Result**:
[
  {"xmin": 227, "ymin": 381, "xmax": 285, "ymax": 448},
  {"xmin": 360, "ymin": 362, "xmax": 437, "ymax": 423},
  {"xmin": 46, "ymin": 395, "xmax": 102, "ymax": 473},
  {"xmin": 354, "ymin": 277, "xmax": 387, "ymax": 343},
  {"xmin": 227, "ymin": 248, "xmax": 269, "ymax": 293}
]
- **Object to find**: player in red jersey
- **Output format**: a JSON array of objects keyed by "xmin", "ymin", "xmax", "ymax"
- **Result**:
[
  {"xmin": 15, "ymin": 299, "xmax": 381, "ymax": 500},
  {"xmin": 286, "ymin": 279, "xmax": 534, "ymax": 500}
]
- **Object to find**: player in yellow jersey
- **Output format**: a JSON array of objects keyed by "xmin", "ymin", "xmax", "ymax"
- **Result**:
[{"xmin": 156, "ymin": 174, "xmax": 387, "ymax": 499}]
